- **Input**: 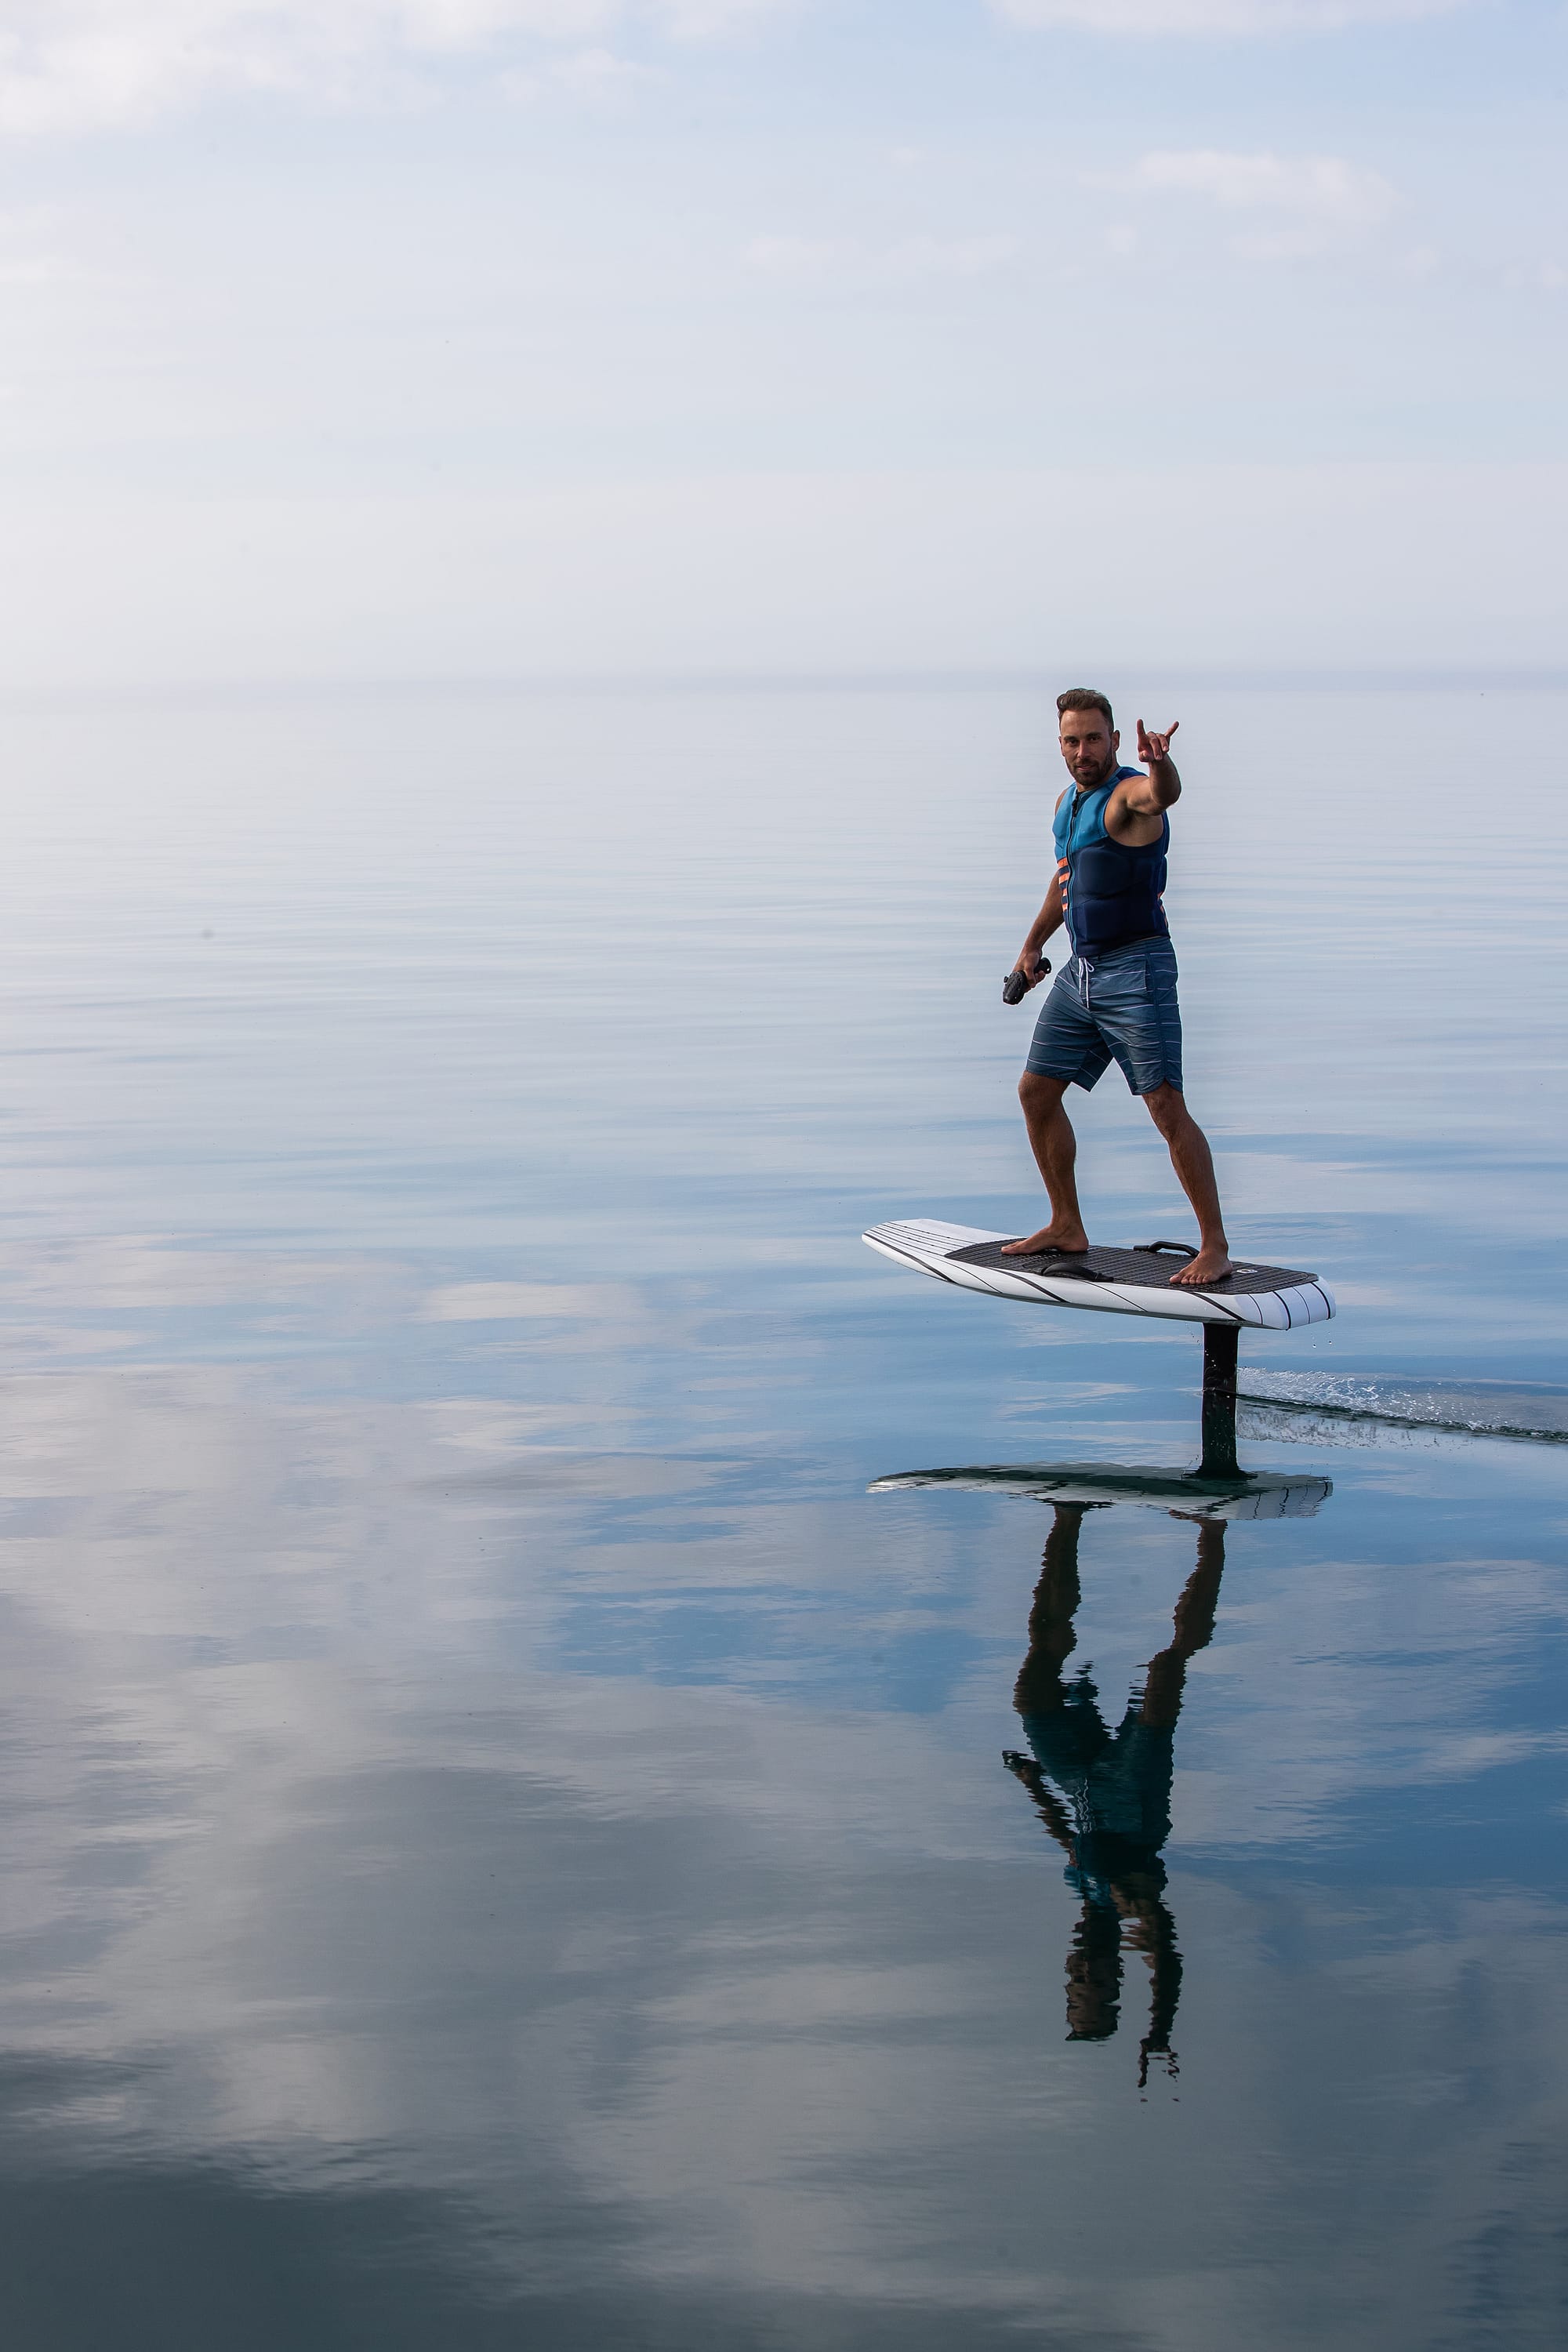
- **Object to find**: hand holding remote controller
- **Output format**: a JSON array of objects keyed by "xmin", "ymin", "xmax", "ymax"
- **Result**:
[{"xmin": 1002, "ymin": 956, "xmax": 1051, "ymax": 1006}]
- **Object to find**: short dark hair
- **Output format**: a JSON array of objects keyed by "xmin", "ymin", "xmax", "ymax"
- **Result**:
[{"xmin": 1056, "ymin": 688, "xmax": 1114, "ymax": 728}]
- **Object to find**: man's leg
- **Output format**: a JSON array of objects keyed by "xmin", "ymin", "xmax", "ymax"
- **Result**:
[
  {"xmin": 1140, "ymin": 1083, "xmax": 1232, "ymax": 1285},
  {"xmin": 1000, "ymin": 1073, "xmax": 1091, "ymax": 1255}
]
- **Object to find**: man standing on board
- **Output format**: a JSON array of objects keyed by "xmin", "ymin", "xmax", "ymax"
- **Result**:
[{"xmin": 1003, "ymin": 689, "xmax": 1232, "ymax": 1287}]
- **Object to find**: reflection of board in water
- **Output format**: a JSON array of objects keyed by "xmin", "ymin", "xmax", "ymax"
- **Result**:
[{"xmin": 871, "ymin": 1462, "xmax": 1331, "ymax": 1519}]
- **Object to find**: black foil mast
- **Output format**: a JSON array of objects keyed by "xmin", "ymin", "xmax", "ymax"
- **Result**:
[{"xmin": 1200, "ymin": 1324, "xmax": 1240, "ymax": 1479}]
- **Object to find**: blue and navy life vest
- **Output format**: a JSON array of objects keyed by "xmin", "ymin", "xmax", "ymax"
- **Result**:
[{"xmin": 1052, "ymin": 765, "xmax": 1170, "ymax": 959}]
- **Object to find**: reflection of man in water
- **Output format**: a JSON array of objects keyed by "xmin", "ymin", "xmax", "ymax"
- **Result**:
[{"xmin": 1002, "ymin": 1502, "xmax": 1225, "ymax": 2085}]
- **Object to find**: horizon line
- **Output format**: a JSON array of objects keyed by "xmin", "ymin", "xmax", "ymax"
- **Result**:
[{"xmin": 0, "ymin": 663, "xmax": 1563, "ymax": 710}]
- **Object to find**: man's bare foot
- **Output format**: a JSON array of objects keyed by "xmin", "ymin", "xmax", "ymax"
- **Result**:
[
  {"xmin": 1170, "ymin": 1244, "xmax": 1233, "ymax": 1287},
  {"xmin": 1000, "ymin": 1223, "xmax": 1091, "ymax": 1257}
]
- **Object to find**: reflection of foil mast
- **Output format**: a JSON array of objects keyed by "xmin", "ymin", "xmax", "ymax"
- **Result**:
[{"xmin": 870, "ymin": 1463, "xmax": 1331, "ymax": 1520}]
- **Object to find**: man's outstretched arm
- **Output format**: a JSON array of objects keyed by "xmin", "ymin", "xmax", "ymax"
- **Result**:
[{"xmin": 1116, "ymin": 719, "xmax": 1182, "ymax": 819}]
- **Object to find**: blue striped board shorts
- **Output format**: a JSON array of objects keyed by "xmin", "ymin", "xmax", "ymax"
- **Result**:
[{"xmin": 1025, "ymin": 935, "xmax": 1183, "ymax": 1096}]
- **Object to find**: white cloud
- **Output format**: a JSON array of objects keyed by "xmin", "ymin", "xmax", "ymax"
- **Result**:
[
  {"xmin": 992, "ymin": 0, "xmax": 1464, "ymax": 31},
  {"xmin": 745, "ymin": 232, "xmax": 838, "ymax": 274},
  {"xmin": 1128, "ymin": 147, "xmax": 1399, "ymax": 254},
  {"xmin": 0, "ymin": 1, "xmax": 796, "ymax": 132},
  {"xmin": 1134, "ymin": 148, "xmax": 1397, "ymax": 223},
  {"xmin": 503, "ymin": 41, "xmax": 656, "ymax": 101},
  {"xmin": 746, "ymin": 230, "xmax": 1018, "ymax": 285},
  {"xmin": 655, "ymin": 0, "xmax": 796, "ymax": 31},
  {"xmin": 0, "ymin": 1, "xmax": 1472, "ymax": 133},
  {"xmin": 1502, "ymin": 258, "xmax": 1567, "ymax": 293},
  {"xmin": 0, "ymin": 204, "xmax": 68, "ymax": 284}
]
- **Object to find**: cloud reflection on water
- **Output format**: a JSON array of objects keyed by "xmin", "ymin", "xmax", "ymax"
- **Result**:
[{"xmin": 0, "ymin": 1330, "xmax": 1563, "ymax": 2341}]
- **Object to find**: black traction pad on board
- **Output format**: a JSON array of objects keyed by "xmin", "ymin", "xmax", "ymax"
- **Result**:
[{"xmin": 946, "ymin": 1242, "xmax": 1319, "ymax": 1296}]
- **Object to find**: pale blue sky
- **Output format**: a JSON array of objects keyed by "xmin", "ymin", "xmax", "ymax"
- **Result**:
[{"xmin": 0, "ymin": 1, "xmax": 1563, "ymax": 680}]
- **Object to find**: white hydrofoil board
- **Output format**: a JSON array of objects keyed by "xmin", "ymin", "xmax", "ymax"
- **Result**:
[{"xmin": 863, "ymin": 1219, "xmax": 1335, "ymax": 1330}]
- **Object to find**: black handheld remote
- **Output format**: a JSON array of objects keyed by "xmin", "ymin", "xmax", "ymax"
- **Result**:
[{"xmin": 1002, "ymin": 958, "xmax": 1051, "ymax": 1005}]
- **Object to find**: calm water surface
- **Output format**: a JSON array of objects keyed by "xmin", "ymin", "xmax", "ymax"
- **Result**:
[{"xmin": 0, "ymin": 683, "xmax": 1564, "ymax": 2348}]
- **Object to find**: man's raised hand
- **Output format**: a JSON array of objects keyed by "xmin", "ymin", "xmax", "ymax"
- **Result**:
[{"xmin": 1136, "ymin": 718, "xmax": 1180, "ymax": 768}]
